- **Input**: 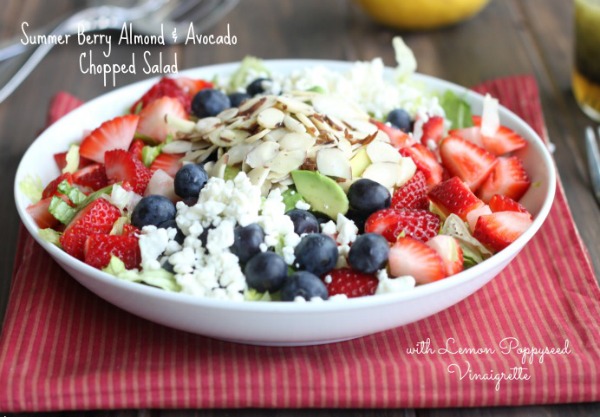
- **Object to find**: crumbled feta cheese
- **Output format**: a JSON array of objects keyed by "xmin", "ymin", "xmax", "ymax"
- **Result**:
[
  {"xmin": 107, "ymin": 184, "xmax": 141, "ymax": 212},
  {"xmin": 321, "ymin": 220, "xmax": 337, "ymax": 236},
  {"xmin": 295, "ymin": 200, "xmax": 311, "ymax": 210},
  {"xmin": 324, "ymin": 274, "xmax": 333, "ymax": 284},
  {"xmin": 376, "ymin": 275, "xmax": 416, "ymax": 295},
  {"xmin": 335, "ymin": 213, "xmax": 358, "ymax": 246},
  {"xmin": 139, "ymin": 226, "xmax": 170, "ymax": 270},
  {"xmin": 258, "ymin": 188, "xmax": 301, "ymax": 265},
  {"xmin": 206, "ymin": 219, "xmax": 235, "ymax": 255}
]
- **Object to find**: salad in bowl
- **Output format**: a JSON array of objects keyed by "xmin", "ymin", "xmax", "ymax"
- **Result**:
[{"xmin": 15, "ymin": 38, "xmax": 555, "ymax": 344}]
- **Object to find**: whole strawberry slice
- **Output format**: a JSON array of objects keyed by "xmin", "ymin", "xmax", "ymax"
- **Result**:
[
  {"xmin": 426, "ymin": 235, "xmax": 464, "ymax": 276},
  {"xmin": 26, "ymin": 197, "xmax": 62, "ymax": 229},
  {"xmin": 420, "ymin": 116, "xmax": 445, "ymax": 146},
  {"xmin": 365, "ymin": 208, "xmax": 440, "ymax": 243},
  {"xmin": 128, "ymin": 139, "xmax": 145, "ymax": 162},
  {"xmin": 372, "ymin": 120, "xmax": 415, "ymax": 149},
  {"xmin": 489, "ymin": 194, "xmax": 532, "ymax": 218},
  {"xmin": 391, "ymin": 170, "xmax": 428, "ymax": 210},
  {"xmin": 72, "ymin": 163, "xmax": 108, "ymax": 192},
  {"xmin": 79, "ymin": 114, "xmax": 139, "ymax": 163},
  {"xmin": 150, "ymin": 152, "xmax": 184, "ymax": 177},
  {"xmin": 131, "ymin": 77, "xmax": 192, "ymax": 113},
  {"xmin": 59, "ymin": 198, "xmax": 121, "ymax": 260},
  {"xmin": 137, "ymin": 96, "xmax": 188, "ymax": 143},
  {"xmin": 84, "ymin": 234, "xmax": 141, "ymax": 269},
  {"xmin": 388, "ymin": 237, "xmax": 446, "ymax": 284},
  {"xmin": 473, "ymin": 211, "xmax": 533, "ymax": 253},
  {"xmin": 400, "ymin": 143, "xmax": 444, "ymax": 187},
  {"xmin": 53, "ymin": 151, "xmax": 94, "ymax": 171},
  {"xmin": 323, "ymin": 268, "xmax": 379, "ymax": 298},
  {"xmin": 104, "ymin": 149, "xmax": 153, "ymax": 195},
  {"xmin": 439, "ymin": 135, "xmax": 497, "ymax": 190},
  {"xmin": 472, "ymin": 115, "xmax": 527, "ymax": 155},
  {"xmin": 477, "ymin": 156, "xmax": 531, "ymax": 203},
  {"xmin": 428, "ymin": 176, "xmax": 484, "ymax": 221}
]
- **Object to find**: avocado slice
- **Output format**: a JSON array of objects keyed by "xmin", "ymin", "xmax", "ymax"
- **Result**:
[
  {"xmin": 350, "ymin": 146, "xmax": 371, "ymax": 178},
  {"xmin": 291, "ymin": 170, "xmax": 349, "ymax": 219}
]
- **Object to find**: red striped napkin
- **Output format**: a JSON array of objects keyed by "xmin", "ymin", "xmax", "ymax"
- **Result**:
[{"xmin": 1, "ymin": 76, "xmax": 599, "ymax": 412}]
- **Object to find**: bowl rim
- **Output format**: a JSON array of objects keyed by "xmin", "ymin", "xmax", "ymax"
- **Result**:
[{"xmin": 13, "ymin": 58, "xmax": 557, "ymax": 314}]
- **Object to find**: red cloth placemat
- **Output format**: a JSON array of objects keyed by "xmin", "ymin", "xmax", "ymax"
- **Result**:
[{"xmin": 1, "ymin": 76, "xmax": 599, "ymax": 412}]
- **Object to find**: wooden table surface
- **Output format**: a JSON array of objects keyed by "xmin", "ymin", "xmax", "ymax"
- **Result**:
[{"xmin": 1, "ymin": 0, "xmax": 599, "ymax": 416}]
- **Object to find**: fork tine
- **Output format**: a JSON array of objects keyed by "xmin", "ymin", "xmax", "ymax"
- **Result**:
[{"xmin": 585, "ymin": 127, "xmax": 600, "ymax": 204}]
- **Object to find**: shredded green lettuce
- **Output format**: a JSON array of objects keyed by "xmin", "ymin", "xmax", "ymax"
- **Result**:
[
  {"xmin": 228, "ymin": 56, "xmax": 270, "ymax": 91},
  {"xmin": 38, "ymin": 228, "xmax": 62, "ymax": 246},
  {"xmin": 102, "ymin": 256, "xmax": 181, "ymax": 292},
  {"xmin": 49, "ymin": 196, "xmax": 77, "ymax": 224},
  {"xmin": 439, "ymin": 90, "xmax": 473, "ymax": 129},
  {"xmin": 19, "ymin": 174, "xmax": 43, "ymax": 204},
  {"xmin": 62, "ymin": 144, "xmax": 81, "ymax": 174},
  {"xmin": 57, "ymin": 180, "xmax": 86, "ymax": 204},
  {"xmin": 441, "ymin": 214, "xmax": 492, "ymax": 267},
  {"xmin": 77, "ymin": 185, "xmax": 114, "ymax": 210},
  {"xmin": 244, "ymin": 288, "xmax": 272, "ymax": 302},
  {"xmin": 110, "ymin": 216, "xmax": 129, "ymax": 235}
]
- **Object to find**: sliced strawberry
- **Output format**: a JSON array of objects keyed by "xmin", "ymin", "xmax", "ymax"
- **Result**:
[
  {"xmin": 473, "ymin": 211, "xmax": 533, "ymax": 253},
  {"xmin": 466, "ymin": 204, "xmax": 492, "ymax": 233},
  {"xmin": 489, "ymin": 194, "xmax": 532, "ymax": 218},
  {"xmin": 426, "ymin": 235, "xmax": 464, "ymax": 276},
  {"xmin": 365, "ymin": 208, "xmax": 440, "ymax": 243},
  {"xmin": 391, "ymin": 170, "xmax": 428, "ymax": 210},
  {"xmin": 174, "ymin": 77, "xmax": 213, "ymax": 98},
  {"xmin": 122, "ymin": 223, "xmax": 140, "ymax": 236},
  {"xmin": 79, "ymin": 114, "xmax": 139, "ymax": 163},
  {"xmin": 59, "ymin": 198, "xmax": 121, "ymax": 260},
  {"xmin": 388, "ymin": 237, "xmax": 446, "ymax": 284},
  {"xmin": 448, "ymin": 126, "xmax": 483, "ymax": 148},
  {"xmin": 323, "ymin": 268, "xmax": 378, "ymax": 298},
  {"xmin": 477, "ymin": 156, "xmax": 531, "ymax": 203},
  {"xmin": 84, "ymin": 234, "xmax": 141, "ymax": 269},
  {"xmin": 137, "ymin": 96, "xmax": 187, "ymax": 143},
  {"xmin": 104, "ymin": 149, "xmax": 152, "ymax": 195},
  {"xmin": 372, "ymin": 120, "xmax": 415, "ymax": 149},
  {"xmin": 131, "ymin": 77, "xmax": 192, "ymax": 113},
  {"xmin": 420, "ymin": 116, "xmax": 445, "ymax": 146},
  {"xmin": 72, "ymin": 163, "xmax": 108, "ymax": 192},
  {"xmin": 26, "ymin": 197, "xmax": 60, "ymax": 229},
  {"xmin": 128, "ymin": 139, "xmax": 145, "ymax": 162},
  {"xmin": 399, "ymin": 143, "xmax": 444, "ymax": 187},
  {"xmin": 439, "ymin": 135, "xmax": 497, "ymax": 190},
  {"xmin": 428, "ymin": 176, "xmax": 484, "ymax": 221},
  {"xmin": 41, "ymin": 173, "xmax": 73, "ymax": 199},
  {"xmin": 150, "ymin": 153, "xmax": 184, "ymax": 177},
  {"xmin": 53, "ymin": 151, "xmax": 94, "ymax": 171},
  {"xmin": 472, "ymin": 116, "xmax": 527, "ymax": 155},
  {"xmin": 144, "ymin": 169, "xmax": 178, "ymax": 201}
]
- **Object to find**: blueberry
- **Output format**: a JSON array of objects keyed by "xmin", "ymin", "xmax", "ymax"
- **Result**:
[
  {"xmin": 386, "ymin": 108, "xmax": 412, "ymax": 132},
  {"xmin": 157, "ymin": 219, "xmax": 184, "ymax": 244},
  {"xmin": 280, "ymin": 271, "xmax": 329, "ymax": 301},
  {"xmin": 347, "ymin": 179, "xmax": 391, "ymax": 215},
  {"xmin": 311, "ymin": 211, "xmax": 333, "ymax": 225},
  {"xmin": 131, "ymin": 195, "xmax": 176, "ymax": 228},
  {"xmin": 174, "ymin": 163, "xmax": 208, "ymax": 199},
  {"xmin": 286, "ymin": 209, "xmax": 319, "ymax": 235},
  {"xmin": 228, "ymin": 92, "xmax": 250, "ymax": 107},
  {"xmin": 230, "ymin": 223, "xmax": 265, "ymax": 264},
  {"xmin": 246, "ymin": 78, "xmax": 271, "ymax": 96},
  {"xmin": 294, "ymin": 234, "xmax": 338, "ymax": 276},
  {"xmin": 244, "ymin": 252, "xmax": 288, "ymax": 293},
  {"xmin": 348, "ymin": 233, "xmax": 390, "ymax": 274},
  {"xmin": 199, "ymin": 226, "xmax": 212, "ymax": 247},
  {"xmin": 162, "ymin": 259, "xmax": 175, "ymax": 273},
  {"xmin": 191, "ymin": 88, "xmax": 231, "ymax": 118}
]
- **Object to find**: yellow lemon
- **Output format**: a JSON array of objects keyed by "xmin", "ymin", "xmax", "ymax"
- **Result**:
[{"xmin": 355, "ymin": 0, "xmax": 490, "ymax": 31}]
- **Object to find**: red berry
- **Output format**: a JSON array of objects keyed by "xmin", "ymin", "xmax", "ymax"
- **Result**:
[
  {"xmin": 439, "ymin": 135, "xmax": 497, "ymax": 190},
  {"xmin": 489, "ymin": 194, "xmax": 531, "ymax": 218},
  {"xmin": 365, "ymin": 208, "xmax": 440, "ymax": 243},
  {"xmin": 420, "ymin": 116, "xmax": 445, "ymax": 146},
  {"xmin": 477, "ymin": 156, "xmax": 531, "ymax": 203},
  {"xmin": 428, "ymin": 176, "xmax": 484, "ymax": 221},
  {"xmin": 84, "ymin": 234, "xmax": 141, "ymax": 269},
  {"xmin": 79, "ymin": 114, "xmax": 139, "ymax": 163},
  {"xmin": 473, "ymin": 211, "xmax": 533, "ymax": 253},
  {"xmin": 41, "ymin": 173, "xmax": 73, "ymax": 199},
  {"xmin": 72, "ymin": 163, "xmax": 109, "ymax": 192},
  {"xmin": 324, "ymin": 268, "xmax": 379, "ymax": 298},
  {"xmin": 391, "ymin": 170, "xmax": 428, "ymax": 210},
  {"xmin": 104, "ymin": 149, "xmax": 153, "ymax": 195},
  {"xmin": 399, "ymin": 144, "xmax": 444, "ymax": 187},
  {"xmin": 388, "ymin": 237, "xmax": 446, "ymax": 284},
  {"xmin": 130, "ymin": 77, "xmax": 192, "ymax": 113}
]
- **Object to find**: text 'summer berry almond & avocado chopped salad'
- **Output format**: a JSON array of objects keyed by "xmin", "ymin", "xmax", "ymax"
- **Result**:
[{"xmin": 21, "ymin": 38, "xmax": 534, "ymax": 302}]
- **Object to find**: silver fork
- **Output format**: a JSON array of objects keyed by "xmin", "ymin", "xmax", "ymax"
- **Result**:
[{"xmin": 585, "ymin": 126, "xmax": 600, "ymax": 205}]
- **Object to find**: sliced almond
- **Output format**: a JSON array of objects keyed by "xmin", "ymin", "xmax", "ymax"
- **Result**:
[
  {"xmin": 283, "ymin": 114, "xmax": 306, "ymax": 133},
  {"xmin": 278, "ymin": 132, "xmax": 315, "ymax": 152},
  {"xmin": 226, "ymin": 143, "xmax": 256, "ymax": 165},
  {"xmin": 366, "ymin": 141, "xmax": 401, "ymax": 163},
  {"xmin": 257, "ymin": 108, "xmax": 285, "ymax": 129},
  {"xmin": 220, "ymin": 129, "xmax": 250, "ymax": 145},
  {"xmin": 244, "ymin": 128, "xmax": 271, "ymax": 144},
  {"xmin": 295, "ymin": 112, "xmax": 318, "ymax": 134},
  {"xmin": 276, "ymin": 96, "xmax": 315, "ymax": 115},
  {"xmin": 211, "ymin": 154, "xmax": 230, "ymax": 179},
  {"xmin": 316, "ymin": 148, "xmax": 352, "ymax": 180},
  {"xmin": 264, "ymin": 128, "xmax": 288, "ymax": 142},
  {"xmin": 268, "ymin": 149, "xmax": 306, "ymax": 174},
  {"xmin": 161, "ymin": 140, "xmax": 194, "ymax": 154},
  {"xmin": 245, "ymin": 141, "xmax": 280, "ymax": 168},
  {"xmin": 311, "ymin": 95, "xmax": 369, "ymax": 122},
  {"xmin": 247, "ymin": 166, "xmax": 270, "ymax": 187},
  {"xmin": 217, "ymin": 107, "xmax": 239, "ymax": 122},
  {"xmin": 183, "ymin": 144, "xmax": 217, "ymax": 163},
  {"xmin": 195, "ymin": 117, "xmax": 222, "ymax": 135},
  {"xmin": 362, "ymin": 162, "xmax": 401, "ymax": 189}
]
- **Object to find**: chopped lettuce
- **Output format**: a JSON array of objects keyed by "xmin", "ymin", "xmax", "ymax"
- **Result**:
[
  {"xmin": 57, "ymin": 180, "xmax": 86, "ymax": 204},
  {"xmin": 38, "ymin": 228, "xmax": 62, "ymax": 246},
  {"xmin": 102, "ymin": 256, "xmax": 181, "ymax": 292},
  {"xmin": 439, "ymin": 90, "xmax": 473, "ymax": 129},
  {"xmin": 19, "ymin": 174, "xmax": 43, "ymax": 204},
  {"xmin": 62, "ymin": 144, "xmax": 80, "ymax": 174},
  {"xmin": 244, "ymin": 288, "xmax": 272, "ymax": 302},
  {"xmin": 393, "ymin": 36, "xmax": 417, "ymax": 82},
  {"xmin": 77, "ymin": 184, "xmax": 114, "ymax": 210},
  {"xmin": 441, "ymin": 214, "xmax": 492, "ymax": 267},
  {"xmin": 49, "ymin": 196, "xmax": 77, "ymax": 224},
  {"xmin": 228, "ymin": 56, "xmax": 270, "ymax": 91}
]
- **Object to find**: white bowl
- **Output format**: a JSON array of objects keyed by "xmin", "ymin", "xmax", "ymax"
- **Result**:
[{"xmin": 14, "ymin": 60, "xmax": 556, "ymax": 346}]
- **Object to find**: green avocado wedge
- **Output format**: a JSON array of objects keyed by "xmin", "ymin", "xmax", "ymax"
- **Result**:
[{"xmin": 290, "ymin": 170, "xmax": 349, "ymax": 219}]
